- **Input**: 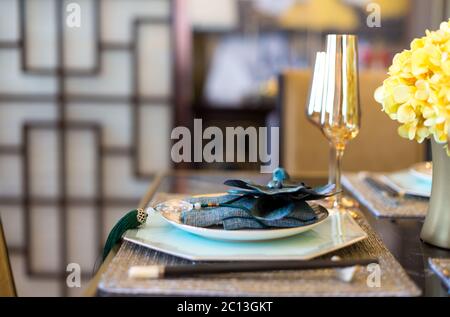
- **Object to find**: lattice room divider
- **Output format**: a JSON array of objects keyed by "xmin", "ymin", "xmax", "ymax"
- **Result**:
[{"xmin": 0, "ymin": 0, "xmax": 187, "ymax": 296}]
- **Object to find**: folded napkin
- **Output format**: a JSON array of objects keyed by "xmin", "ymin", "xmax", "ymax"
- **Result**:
[{"xmin": 181, "ymin": 194, "xmax": 326, "ymax": 230}]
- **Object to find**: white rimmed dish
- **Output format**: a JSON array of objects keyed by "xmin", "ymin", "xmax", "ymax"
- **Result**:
[
  {"xmin": 153, "ymin": 193, "xmax": 329, "ymax": 242},
  {"xmin": 163, "ymin": 205, "xmax": 328, "ymax": 242}
]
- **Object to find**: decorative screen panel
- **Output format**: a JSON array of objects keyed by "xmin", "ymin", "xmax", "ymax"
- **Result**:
[{"xmin": 0, "ymin": 0, "xmax": 176, "ymax": 296}]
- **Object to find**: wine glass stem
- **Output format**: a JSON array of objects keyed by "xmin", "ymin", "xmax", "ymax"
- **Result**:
[
  {"xmin": 328, "ymin": 145, "xmax": 336, "ymax": 185},
  {"xmin": 334, "ymin": 146, "xmax": 345, "ymax": 208}
]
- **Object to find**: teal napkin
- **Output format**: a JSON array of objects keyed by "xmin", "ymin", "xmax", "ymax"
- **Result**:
[{"xmin": 182, "ymin": 194, "xmax": 327, "ymax": 230}]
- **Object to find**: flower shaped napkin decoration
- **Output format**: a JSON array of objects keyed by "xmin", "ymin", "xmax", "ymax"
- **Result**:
[{"xmin": 217, "ymin": 168, "xmax": 336, "ymax": 222}]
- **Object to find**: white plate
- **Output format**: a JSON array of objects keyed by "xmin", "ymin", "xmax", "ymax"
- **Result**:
[
  {"xmin": 409, "ymin": 162, "xmax": 432, "ymax": 183},
  {"xmin": 153, "ymin": 193, "xmax": 329, "ymax": 242},
  {"xmin": 123, "ymin": 209, "xmax": 368, "ymax": 261}
]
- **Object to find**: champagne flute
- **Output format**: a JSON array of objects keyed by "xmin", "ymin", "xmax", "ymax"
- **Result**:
[
  {"xmin": 321, "ymin": 34, "xmax": 361, "ymax": 209},
  {"xmin": 306, "ymin": 52, "xmax": 336, "ymax": 186}
]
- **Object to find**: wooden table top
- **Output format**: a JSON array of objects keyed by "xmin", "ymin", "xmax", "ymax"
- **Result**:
[{"xmin": 84, "ymin": 170, "xmax": 450, "ymax": 297}]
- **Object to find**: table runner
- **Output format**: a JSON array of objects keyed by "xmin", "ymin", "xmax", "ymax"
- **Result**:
[
  {"xmin": 342, "ymin": 173, "xmax": 428, "ymax": 218},
  {"xmin": 97, "ymin": 193, "xmax": 421, "ymax": 297},
  {"xmin": 428, "ymin": 258, "xmax": 450, "ymax": 291}
]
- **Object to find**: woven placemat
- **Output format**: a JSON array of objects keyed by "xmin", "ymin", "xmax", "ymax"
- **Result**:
[
  {"xmin": 97, "ymin": 193, "xmax": 421, "ymax": 297},
  {"xmin": 343, "ymin": 173, "xmax": 428, "ymax": 218},
  {"xmin": 429, "ymin": 258, "xmax": 450, "ymax": 290}
]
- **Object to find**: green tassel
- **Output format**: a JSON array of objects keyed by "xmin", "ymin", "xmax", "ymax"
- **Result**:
[{"xmin": 102, "ymin": 208, "xmax": 147, "ymax": 261}]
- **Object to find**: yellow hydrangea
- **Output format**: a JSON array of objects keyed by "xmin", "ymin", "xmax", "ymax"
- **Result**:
[{"xmin": 374, "ymin": 19, "xmax": 450, "ymax": 155}]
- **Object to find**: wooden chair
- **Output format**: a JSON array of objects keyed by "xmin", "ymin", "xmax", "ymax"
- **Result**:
[
  {"xmin": 0, "ymin": 216, "xmax": 16, "ymax": 296},
  {"xmin": 278, "ymin": 69, "xmax": 426, "ymax": 177}
]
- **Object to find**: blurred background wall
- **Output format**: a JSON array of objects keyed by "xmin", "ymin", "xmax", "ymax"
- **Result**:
[
  {"xmin": 0, "ymin": 0, "xmax": 176, "ymax": 296},
  {"xmin": 0, "ymin": 0, "xmax": 449, "ymax": 296}
]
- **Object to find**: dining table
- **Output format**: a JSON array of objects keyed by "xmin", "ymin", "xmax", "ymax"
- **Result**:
[{"xmin": 84, "ymin": 170, "xmax": 450, "ymax": 297}]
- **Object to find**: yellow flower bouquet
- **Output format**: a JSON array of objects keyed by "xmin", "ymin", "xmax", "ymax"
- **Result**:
[
  {"xmin": 375, "ymin": 20, "xmax": 450, "ymax": 249},
  {"xmin": 374, "ymin": 20, "xmax": 450, "ymax": 155}
]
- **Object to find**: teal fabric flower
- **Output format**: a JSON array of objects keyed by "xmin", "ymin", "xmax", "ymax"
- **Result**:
[
  {"xmin": 222, "ymin": 168, "xmax": 336, "ymax": 221},
  {"xmin": 225, "ymin": 168, "xmax": 336, "ymax": 199}
]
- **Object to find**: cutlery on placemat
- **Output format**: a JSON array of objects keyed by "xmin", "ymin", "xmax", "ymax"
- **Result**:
[
  {"xmin": 363, "ymin": 176, "xmax": 402, "ymax": 206},
  {"xmin": 128, "ymin": 258, "xmax": 378, "ymax": 283},
  {"xmin": 363, "ymin": 175, "xmax": 427, "ymax": 203}
]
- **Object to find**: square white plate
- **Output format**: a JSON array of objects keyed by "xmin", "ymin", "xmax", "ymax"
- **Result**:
[{"xmin": 123, "ymin": 210, "xmax": 368, "ymax": 261}]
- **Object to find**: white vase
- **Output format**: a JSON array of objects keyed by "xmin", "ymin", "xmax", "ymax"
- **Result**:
[{"xmin": 420, "ymin": 140, "xmax": 450, "ymax": 249}]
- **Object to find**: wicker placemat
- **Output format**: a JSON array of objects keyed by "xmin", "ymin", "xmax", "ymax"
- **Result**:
[
  {"xmin": 429, "ymin": 258, "xmax": 450, "ymax": 290},
  {"xmin": 97, "ymin": 193, "xmax": 421, "ymax": 297},
  {"xmin": 343, "ymin": 173, "xmax": 428, "ymax": 218}
]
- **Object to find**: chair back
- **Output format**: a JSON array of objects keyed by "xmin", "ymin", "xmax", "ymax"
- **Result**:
[{"xmin": 0, "ymin": 217, "xmax": 17, "ymax": 296}]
